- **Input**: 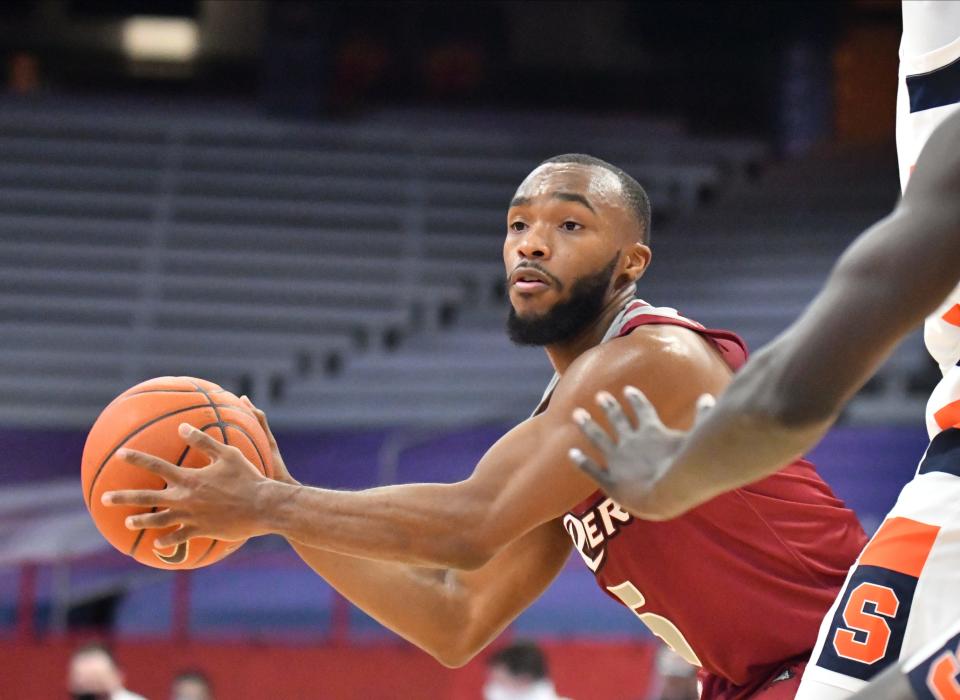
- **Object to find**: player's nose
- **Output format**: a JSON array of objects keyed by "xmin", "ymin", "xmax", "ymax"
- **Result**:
[{"xmin": 516, "ymin": 227, "xmax": 552, "ymax": 260}]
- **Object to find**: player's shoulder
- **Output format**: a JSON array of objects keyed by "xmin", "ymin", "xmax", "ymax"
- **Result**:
[
  {"xmin": 587, "ymin": 322, "xmax": 722, "ymax": 375},
  {"xmin": 550, "ymin": 323, "xmax": 724, "ymax": 410}
]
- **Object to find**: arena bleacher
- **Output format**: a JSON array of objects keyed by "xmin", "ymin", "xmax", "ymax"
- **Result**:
[{"xmin": 0, "ymin": 102, "xmax": 920, "ymax": 431}]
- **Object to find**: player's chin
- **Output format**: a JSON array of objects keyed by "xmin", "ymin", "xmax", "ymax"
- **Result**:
[{"xmin": 508, "ymin": 288, "xmax": 556, "ymax": 313}]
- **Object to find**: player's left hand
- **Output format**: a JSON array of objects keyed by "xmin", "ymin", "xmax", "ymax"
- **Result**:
[
  {"xmin": 568, "ymin": 386, "xmax": 714, "ymax": 518},
  {"xmin": 101, "ymin": 423, "xmax": 272, "ymax": 547}
]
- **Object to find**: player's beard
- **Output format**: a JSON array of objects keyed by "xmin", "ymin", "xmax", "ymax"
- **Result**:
[{"xmin": 507, "ymin": 253, "xmax": 619, "ymax": 347}]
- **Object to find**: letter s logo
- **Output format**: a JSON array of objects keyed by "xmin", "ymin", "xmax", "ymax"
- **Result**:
[{"xmin": 832, "ymin": 583, "xmax": 900, "ymax": 665}]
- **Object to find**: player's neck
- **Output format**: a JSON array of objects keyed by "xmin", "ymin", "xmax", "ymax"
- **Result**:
[{"xmin": 544, "ymin": 287, "xmax": 636, "ymax": 374}]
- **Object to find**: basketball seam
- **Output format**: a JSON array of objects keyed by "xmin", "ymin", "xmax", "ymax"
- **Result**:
[
  {"xmin": 189, "ymin": 380, "xmax": 229, "ymax": 443},
  {"xmin": 188, "ymin": 380, "xmax": 229, "ymax": 562},
  {"xmin": 193, "ymin": 423, "xmax": 267, "ymax": 566},
  {"xmin": 100, "ymin": 387, "xmax": 227, "ymax": 413},
  {"xmin": 86, "ymin": 402, "xmax": 256, "ymax": 507},
  {"xmin": 128, "ymin": 418, "xmax": 263, "ymax": 566},
  {"xmin": 129, "ymin": 439, "xmax": 195, "ymax": 558},
  {"xmin": 193, "ymin": 540, "xmax": 219, "ymax": 566},
  {"xmin": 193, "ymin": 421, "xmax": 267, "ymax": 567}
]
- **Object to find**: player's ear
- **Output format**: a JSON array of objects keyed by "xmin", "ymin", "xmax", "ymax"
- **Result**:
[{"xmin": 616, "ymin": 242, "xmax": 651, "ymax": 288}]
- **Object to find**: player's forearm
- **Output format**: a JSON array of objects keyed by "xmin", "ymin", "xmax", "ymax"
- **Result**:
[
  {"xmin": 647, "ymin": 186, "xmax": 960, "ymax": 518},
  {"xmin": 286, "ymin": 541, "xmax": 476, "ymax": 667},
  {"xmin": 643, "ymin": 377, "xmax": 831, "ymax": 518},
  {"xmin": 257, "ymin": 480, "xmax": 492, "ymax": 569},
  {"xmin": 285, "ymin": 521, "xmax": 569, "ymax": 668},
  {"xmin": 848, "ymin": 664, "xmax": 915, "ymax": 700},
  {"xmin": 642, "ymin": 215, "xmax": 922, "ymax": 516}
]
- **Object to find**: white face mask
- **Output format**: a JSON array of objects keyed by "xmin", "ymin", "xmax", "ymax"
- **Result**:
[{"xmin": 483, "ymin": 679, "xmax": 561, "ymax": 700}]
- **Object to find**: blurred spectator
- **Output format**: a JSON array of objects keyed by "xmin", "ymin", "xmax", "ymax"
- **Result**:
[
  {"xmin": 484, "ymin": 640, "xmax": 572, "ymax": 700},
  {"xmin": 68, "ymin": 642, "xmax": 147, "ymax": 700},
  {"xmin": 170, "ymin": 670, "xmax": 213, "ymax": 700},
  {"xmin": 647, "ymin": 647, "xmax": 698, "ymax": 700}
]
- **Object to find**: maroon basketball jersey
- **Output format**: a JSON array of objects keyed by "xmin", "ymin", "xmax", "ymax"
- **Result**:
[{"xmin": 559, "ymin": 301, "xmax": 867, "ymax": 699}]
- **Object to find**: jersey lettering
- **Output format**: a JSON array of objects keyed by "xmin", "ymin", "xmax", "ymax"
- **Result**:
[
  {"xmin": 927, "ymin": 645, "xmax": 960, "ymax": 700},
  {"xmin": 563, "ymin": 497, "xmax": 632, "ymax": 573},
  {"xmin": 607, "ymin": 580, "xmax": 701, "ymax": 666},
  {"xmin": 832, "ymin": 583, "xmax": 900, "ymax": 665}
]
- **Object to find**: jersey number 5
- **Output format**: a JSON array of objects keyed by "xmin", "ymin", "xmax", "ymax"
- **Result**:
[
  {"xmin": 607, "ymin": 580, "xmax": 701, "ymax": 667},
  {"xmin": 832, "ymin": 582, "xmax": 900, "ymax": 665}
]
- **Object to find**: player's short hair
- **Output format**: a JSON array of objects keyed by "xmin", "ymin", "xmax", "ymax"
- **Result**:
[
  {"xmin": 488, "ymin": 640, "xmax": 548, "ymax": 680},
  {"xmin": 70, "ymin": 641, "xmax": 117, "ymax": 666},
  {"xmin": 540, "ymin": 153, "xmax": 652, "ymax": 245}
]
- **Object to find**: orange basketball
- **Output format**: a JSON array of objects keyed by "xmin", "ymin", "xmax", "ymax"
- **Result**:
[{"xmin": 81, "ymin": 376, "xmax": 274, "ymax": 570}]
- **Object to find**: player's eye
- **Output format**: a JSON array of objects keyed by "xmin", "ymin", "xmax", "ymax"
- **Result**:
[
  {"xmin": 561, "ymin": 221, "xmax": 582, "ymax": 231},
  {"xmin": 509, "ymin": 221, "xmax": 527, "ymax": 232}
]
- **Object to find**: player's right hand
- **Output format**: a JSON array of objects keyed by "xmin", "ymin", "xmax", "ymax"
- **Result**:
[
  {"xmin": 568, "ymin": 387, "xmax": 714, "ymax": 519},
  {"xmin": 241, "ymin": 396, "xmax": 300, "ymax": 486}
]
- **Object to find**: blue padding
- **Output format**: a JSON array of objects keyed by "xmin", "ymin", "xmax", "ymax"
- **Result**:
[
  {"xmin": 918, "ymin": 427, "xmax": 960, "ymax": 477},
  {"xmin": 907, "ymin": 57, "xmax": 960, "ymax": 113},
  {"xmin": 512, "ymin": 567, "xmax": 651, "ymax": 638}
]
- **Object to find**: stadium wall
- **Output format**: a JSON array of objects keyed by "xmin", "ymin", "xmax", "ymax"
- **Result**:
[{"xmin": 1, "ymin": 637, "xmax": 656, "ymax": 699}]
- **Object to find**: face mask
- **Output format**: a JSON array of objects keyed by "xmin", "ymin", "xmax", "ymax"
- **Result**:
[{"xmin": 483, "ymin": 679, "xmax": 560, "ymax": 700}]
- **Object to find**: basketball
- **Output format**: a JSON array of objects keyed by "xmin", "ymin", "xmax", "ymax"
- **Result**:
[{"xmin": 81, "ymin": 376, "xmax": 274, "ymax": 570}]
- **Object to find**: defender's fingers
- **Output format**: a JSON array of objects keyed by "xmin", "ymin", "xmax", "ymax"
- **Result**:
[
  {"xmin": 242, "ymin": 395, "xmax": 278, "ymax": 449},
  {"xmin": 125, "ymin": 509, "xmax": 182, "ymax": 530},
  {"xmin": 624, "ymin": 386, "xmax": 660, "ymax": 426},
  {"xmin": 102, "ymin": 488, "xmax": 174, "ymax": 508},
  {"xmin": 154, "ymin": 526, "xmax": 196, "ymax": 550},
  {"xmin": 597, "ymin": 391, "xmax": 635, "ymax": 438},
  {"xmin": 569, "ymin": 448, "xmax": 615, "ymax": 489},
  {"xmin": 115, "ymin": 449, "xmax": 180, "ymax": 481},
  {"xmin": 573, "ymin": 408, "xmax": 617, "ymax": 454},
  {"xmin": 695, "ymin": 393, "xmax": 716, "ymax": 420},
  {"xmin": 178, "ymin": 423, "xmax": 228, "ymax": 458}
]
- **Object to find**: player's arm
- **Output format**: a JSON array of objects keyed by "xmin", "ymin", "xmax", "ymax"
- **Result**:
[
  {"xmin": 238, "ymin": 405, "xmax": 574, "ymax": 668},
  {"xmin": 572, "ymin": 109, "xmax": 960, "ymax": 520},
  {"xmin": 256, "ymin": 326, "xmax": 728, "ymax": 567},
  {"xmin": 848, "ymin": 666, "xmax": 916, "ymax": 700},
  {"xmin": 103, "ymin": 325, "xmax": 729, "ymax": 570},
  {"xmin": 287, "ymin": 521, "xmax": 571, "ymax": 667},
  {"xmin": 220, "ymin": 403, "xmax": 574, "ymax": 668},
  {"xmin": 848, "ymin": 613, "xmax": 960, "ymax": 700}
]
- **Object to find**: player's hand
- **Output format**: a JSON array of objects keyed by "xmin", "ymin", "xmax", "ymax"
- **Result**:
[
  {"xmin": 240, "ymin": 395, "xmax": 300, "ymax": 486},
  {"xmin": 101, "ymin": 423, "xmax": 275, "ymax": 547},
  {"xmin": 568, "ymin": 386, "xmax": 714, "ymax": 518}
]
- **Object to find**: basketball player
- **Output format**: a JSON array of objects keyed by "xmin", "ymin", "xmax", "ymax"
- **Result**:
[
  {"xmin": 568, "ymin": 5, "xmax": 960, "ymax": 699},
  {"xmin": 103, "ymin": 154, "xmax": 866, "ymax": 698}
]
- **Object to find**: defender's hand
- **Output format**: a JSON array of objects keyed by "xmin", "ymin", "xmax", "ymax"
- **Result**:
[
  {"xmin": 568, "ymin": 386, "xmax": 714, "ymax": 518},
  {"xmin": 241, "ymin": 395, "xmax": 300, "ymax": 486},
  {"xmin": 101, "ymin": 423, "xmax": 274, "ymax": 547}
]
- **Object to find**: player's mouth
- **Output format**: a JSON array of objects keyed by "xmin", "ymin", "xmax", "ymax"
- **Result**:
[{"xmin": 510, "ymin": 267, "xmax": 553, "ymax": 293}]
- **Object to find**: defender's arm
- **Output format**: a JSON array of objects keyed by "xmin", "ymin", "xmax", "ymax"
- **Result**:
[
  {"xmin": 849, "ymin": 666, "xmax": 916, "ymax": 700},
  {"xmin": 608, "ymin": 110, "xmax": 960, "ymax": 519}
]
